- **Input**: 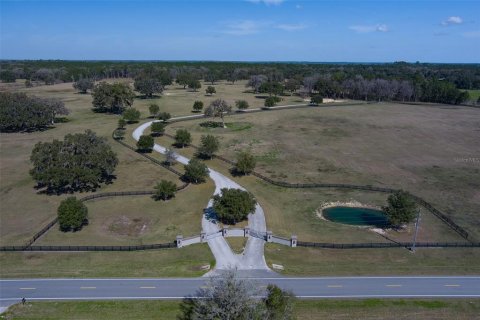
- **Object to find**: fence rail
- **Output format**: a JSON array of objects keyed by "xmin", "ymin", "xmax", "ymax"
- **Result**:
[
  {"xmin": 1, "ymin": 242, "xmax": 176, "ymax": 252},
  {"xmin": 296, "ymin": 241, "xmax": 480, "ymax": 249}
]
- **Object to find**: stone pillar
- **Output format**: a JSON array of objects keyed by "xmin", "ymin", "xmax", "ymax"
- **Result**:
[
  {"xmin": 244, "ymin": 227, "xmax": 250, "ymax": 237},
  {"xmin": 200, "ymin": 232, "xmax": 206, "ymax": 243},
  {"xmin": 291, "ymin": 235, "xmax": 297, "ymax": 247},
  {"xmin": 176, "ymin": 235, "xmax": 183, "ymax": 248},
  {"xmin": 266, "ymin": 231, "xmax": 273, "ymax": 242},
  {"xmin": 222, "ymin": 228, "xmax": 228, "ymax": 237}
]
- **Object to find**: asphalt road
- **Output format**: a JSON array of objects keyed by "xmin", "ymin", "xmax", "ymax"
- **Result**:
[{"xmin": 1, "ymin": 276, "xmax": 479, "ymax": 307}]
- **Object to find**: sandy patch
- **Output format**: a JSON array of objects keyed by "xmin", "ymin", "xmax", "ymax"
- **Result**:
[{"xmin": 106, "ymin": 216, "xmax": 150, "ymax": 237}]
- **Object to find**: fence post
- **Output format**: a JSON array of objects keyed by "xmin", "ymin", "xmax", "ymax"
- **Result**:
[
  {"xmin": 291, "ymin": 235, "xmax": 297, "ymax": 247},
  {"xmin": 176, "ymin": 235, "xmax": 183, "ymax": 248},
  {"xmin": 266, "ymin": 231, "xmax": 273, "ymax": 242},
  {"xmin": 222, "ymin": 228, "xmax": 229, "ymax": 237},
  {"xmin": 244, "ymin": 227, "xmax": 250, "ymax": 237}
]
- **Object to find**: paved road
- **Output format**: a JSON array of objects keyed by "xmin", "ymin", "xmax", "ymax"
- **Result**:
[
  {"xmin": 1, "ymin": 276, "xmax": 479, "ymax": 307},
  {"xmin": 133, "ymin": 121, "xmax": 269, "ymax": 271}
]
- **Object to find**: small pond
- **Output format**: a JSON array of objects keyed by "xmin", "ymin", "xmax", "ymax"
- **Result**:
[{"xmin": 323, "ymin": 206, "xmax": 389, "ymax": 228}]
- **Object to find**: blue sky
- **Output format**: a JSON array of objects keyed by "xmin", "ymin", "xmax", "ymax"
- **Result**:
[{"xmin": 1, "ymin": 0, "xmax": 479, "ymax": 62}]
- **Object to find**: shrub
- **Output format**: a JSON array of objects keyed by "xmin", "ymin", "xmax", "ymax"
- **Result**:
[
  {"xmin": 73, "ymin": 78, "xmax": 94, "ymax": 93},
  {"xmin": 118, "ymin": 118, "xmax": 127, "ymax": 129},
  {"xmin": 264, "ymin": 96, "xmax": 277, "ymax": 108},
  {"xmin": 206, "ymin": 86, "xmax": 216, "ymax": 95},
  {"xmin": 137, "ymin": 135, "xmax": 154, "ymax": 152},
  {"xmin": 184, "ymin": 159, "xmax": 209, "ymax": 183},
  {"xmin": 57, "ymin": 197, "xmax": 88, "ymax": 232},
  {"xmin": 154, "ymin": 180, "xmax": 177, "ymax": 201},
  {"xmin": 174, "ymin": 129, "xmax": 192, "ymax": 147},
  {"xmin": 235, "ymin": 151, "xmax": 256, "ymax": 175},
  {"xmin": 151, "ymin": 122, "xmax": 165, "ymax": 136},
  {"xmin": 149, "ymin": 104, "xmax": 160, "ymax": 117},
  {"xmin": 235, "ymin": 100, "xmax": 250, "ymax": 110},
  {"xmin": 382, "ymin": 190, "xmax": 418, "ymax": 228},
  {"xmin": 193, "ymin": 100, "xmax": 204, "ymax": 112},
  {"xmin": 158, "ymin": 112, "xmax": 171, "ymax": 122},
  {"xmin": 310, "ymin": 95, "xmax": 323, "ymax": 105},
  {"xmin": 198, "ymin": 134, "xmax": 220, "ymax": 159},
  {"xmin": 122, "ymin": 108, "xmax": 141, "ymax": 123}
]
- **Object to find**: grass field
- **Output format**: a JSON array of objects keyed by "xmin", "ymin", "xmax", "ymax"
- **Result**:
[
  {"xmin": 0, "ymin": 244, "xmax": 214, "ymax": 278},
  {"xmin": 4, "ymin": 299, "xmax": 480, "ymax": 319},
  {"xmin": 265, "ymin": 244, "xmax": 480, "ymax": 276},
  {"xmin": 166, "ymin": 103, "xmax": 480, "ymax": 240}
]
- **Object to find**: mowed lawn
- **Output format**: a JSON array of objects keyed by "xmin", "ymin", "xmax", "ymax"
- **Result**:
[
  {"xmin": 166, "ymin": 102, "xmax": 480, "ymax": 240},
  {"xmin": 4, "ymin": 299, "xmax": 480, "ymax": 320}
]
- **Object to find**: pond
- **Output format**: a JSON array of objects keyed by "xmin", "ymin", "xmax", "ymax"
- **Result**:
[{"xmin": 323, "ymin": 206, "xmax": 389, "ymax": 227}]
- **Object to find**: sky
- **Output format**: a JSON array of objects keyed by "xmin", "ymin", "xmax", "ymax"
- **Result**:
[{"xmin": 0, "ymin": 0, "xmax": 479, "ymax": 62}]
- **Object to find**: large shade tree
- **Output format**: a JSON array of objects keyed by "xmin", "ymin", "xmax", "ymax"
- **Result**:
[
  {"xmin": 213, "ymin": 188, "xmax": 257, "ymax": 224},
  {"xmin": 30, "ymin": 130, "xmax": 118, "ymax": 194},
  {"xmin": 91, "ymin": 82, "xmax": 135, "ymax": 114}
]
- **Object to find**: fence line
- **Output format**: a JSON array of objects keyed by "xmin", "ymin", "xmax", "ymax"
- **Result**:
[
  {"xmin": 3, "ymin": 240, "xmax": 478, "ymax": 252},
  {"xmin": 296, "ymin": 241, "xmax": 480, "ymax": 249}
]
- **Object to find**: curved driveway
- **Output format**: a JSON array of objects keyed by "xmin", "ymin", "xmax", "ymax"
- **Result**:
[{"xmin": 133, "ymin": 121, "xmax": 269, "ymax": 272}]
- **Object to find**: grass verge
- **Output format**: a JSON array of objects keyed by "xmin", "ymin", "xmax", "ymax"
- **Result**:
[{"xmin": 3, "ymin": 299, "xmax": 480, "ymax": 320}]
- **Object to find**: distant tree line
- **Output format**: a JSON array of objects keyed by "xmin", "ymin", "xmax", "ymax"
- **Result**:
[
  {"xmin": 0, "ymin": 92, "xmax": 69, "ymax": 132},
  {"xmin": 1, "ymin": 60, "xmax": 477, "ymax": 104}
]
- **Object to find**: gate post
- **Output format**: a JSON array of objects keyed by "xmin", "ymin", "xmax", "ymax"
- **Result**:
[
  {"xmin": 176, "ymin": 235, "xmax": 183, "ymax": 248},
  {"xmin": 244, "ymin": 227, "xmax": 250, "ymax": 237},
  {"xmin": 266, "ymin": 231, "xmax": 273, "ymax": 242},
  {"xmin": 291, "ymin": 235, "xmax": 297, "ymax": 247}
]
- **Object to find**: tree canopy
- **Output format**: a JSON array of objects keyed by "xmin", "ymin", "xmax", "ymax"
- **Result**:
[
  {"xmin": 383, "ymin": 190, "xmax": 418, "ymax": 227},
  {"xmin": 91, "ymin": 82, "xmax": 135, "ymax": 114},
  {"xmin": 235, "ymin": 150, "xmax": 256, "ymax": 175},
  {"xmin": 198, "ymin": 134, "xmax": 220, "ymax": 159},
  {"xmin": 192, "ymin": 100, "xmax": 204, "ymax": 112},
  {"xmin": 0, "ymin": 92, "xmax": 69, "ymax": 132},
  {"xmin": 57, "ymin": 197, "xmax": 88, "ymax": 232},
  {"xmin": 235, "ymin": 100, "xmax": 249, "ymax": 110},
  {"xmin": 122, "ymin": 107, "xmax": 141, "ymax": 123},
  {"xmin": 149, "ymin": 103, "xmax": 160, "ymax": 117},
  {"xmin": 183, "ymin": 158, "xmax": 209, "ymax": 184},
  {"xmin": 205, "ymin": 99, "xmax": 232, "ymax": 128},
  {"xmin": 174, "ymin": 129, "xmax": 192, "ymax": 147},
  {"xmin": 134, "ymin": 77, "xmax": 163, "ymax": 98},
  {"xmin": 154, "ymin": 180, "xmax": 177, "ymax": 201},
  {"xmin": 30, "ymin": 130, "xmax": 118, "ymax": 194},
  {"xmin": 151, "ymin": 121, "xmax": 165, "ymax": 136},
  {"xmin": 206, "ymin": 86, "xmax": 216, "ymax": 95},
  {"xmin": 137, "ymin": 134, "xmax": 154, "ymax": 152},
  {"xmin": 73, "ymin": 78, "xmax": 94, "ymax": 93},
  {"xmin": 213, "ymin": 188, "xmax": 257, "ymax": 224}
]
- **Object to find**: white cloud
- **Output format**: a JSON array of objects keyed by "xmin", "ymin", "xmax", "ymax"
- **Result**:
[
  {"xmin": 276, "ymin": 23, "xmax": 306, "ymax": 31},
  {"xmin": 246, "ymin": 0, "xmax": 284, "ymax": 5},
  {"xmin": 295, "ymin": 4, "xmax": 302, "ymax": 9},
  {"xmin": 462, "ymin": 30, "xmax": 480, "ymax": 38},
  {"xmin": 349, "ymin": 24, "xmax": 389, "ymax": 33},
  {"xmin": 442, "ymin": 16, "xmax": 463, "ymax": 26},
  {"xmin": 223, "ymin": 20, "xmax": 268, "ymax": 35}
]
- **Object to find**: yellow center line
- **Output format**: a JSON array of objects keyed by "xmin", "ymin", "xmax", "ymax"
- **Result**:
[
  {"xmin": 80, "ymin": 287, "xmax": 96, "ymax": 289},
  {"xmin": 444, "ymin": 284, "xmax": 460, "ymax": 287},
  {"xmin": 386, "ymin": 284, "xmax": 403, "ymax": 287},
  {"xmin": 19, "ymin": 288, "xmax": 36, "ymax": 290},
  {"xmin": 327, "ymin": 285, "xmax": 343, "ymax": 288},
  {"xmin": 140, "ymin": 286, "xmax": 156, "ymax": 289}
]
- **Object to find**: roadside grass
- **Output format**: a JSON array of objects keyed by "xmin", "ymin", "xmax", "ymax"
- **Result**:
[
  {"xmin": 4, "ymin": 299, "xmax": 480, "ymax": 320},
  {"xmin": 165, "ymin": 103, "xmax": 480, "ymax": 240},
  {"xmin": 265, "ymin": 244, "xmax": 480, "ymax": 276},
  {"xmin": 226, "ymin": 237, "xmax": 248, "ymax": 254},
  {"xmin": 0, "ymin": 244, "xmax": 214, "ymax": 278}
]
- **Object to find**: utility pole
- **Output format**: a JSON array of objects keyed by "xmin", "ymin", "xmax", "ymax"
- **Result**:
[{"xmin": 411, "ymin": 209, "xmax": 421, "ymax": 253}]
